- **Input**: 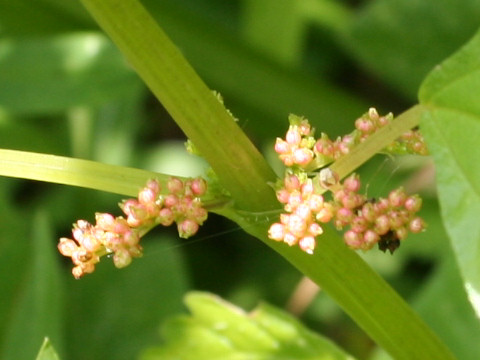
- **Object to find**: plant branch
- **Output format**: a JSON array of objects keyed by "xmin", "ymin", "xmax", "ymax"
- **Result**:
[{"xmin": 76, "ymin": 0, "xmax": 454, "ymax": 358}]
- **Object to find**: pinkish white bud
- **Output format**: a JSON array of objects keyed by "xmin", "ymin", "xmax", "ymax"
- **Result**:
[
  {"xmin": 316, "ymin": 205, "xmax": 333, "ymax": 223},
  {"xmin": 274, "ymin": 138, "xmax": 289, "ymax": 154},
  {"xmin": 405, "ymin": 195, "xmax": 422, "ymax": 213},
  {"xmin": 276, "ymin": 189, "xmax": 290, "ymax": 204},
  {"xmin": 295, "ymin": 203, "xmax": 311, "ymax": 220},
  {"xmin": 337, "ymin": 207, "xmax": 353, "ymax": 223},
  {"xmin": 286, "ymin": 128, "xmax": 301, "ymax": 145},
  {"xmin": 113, "ymin": 248, "xmax": 132, "ymax": 268},
  {"xmin": 283, "ymin": 232, "xmax": 297, "ymax": 246},
  {"xmin": 157, "ymin": 208, "xmax": 174, "ymax": 226},
  {"xmin": 308, "ymin": 223, "xmax": 323, "ymax": 236},
  {"xmin": 363, "ymin": 230, "xmax": 380, "ymax": 246},
  {"xmin": 292, "ymin": 148, "xmax": 313, "ymax": 165},
  {"xmin": 268, "ymin": 223, "xmax": 285, "ymax": 241},
  {"xmin": 123, "ymin": 230, "xmax": 140, "ymax": 247},
  {"xmin": 374, "ymin": 215, "xmax": 390, "ymax": 235},
  {"xmin": 299, "ymin": 236, "xmax": 316, "ymax": 254},
  {"xmin": 409, "ymin": 217, "xmax": 425, "ymax": 233},
  {"xmin": 191, "ymin": 178, "xmax": 207, "ymax": 196},
  {"xmin": 284, "ymin": 174, "xmax": 301, "ymax": 191},
  {"xmin": 164, "ymin": 194, "xmax": 179, "ymax": 207},
  {"xmin": 344, "ymin": 230, "xmax": 362, "ymax": 248},
  {"xmin": 351, "ymin": 216, "xmax": 368, "ymax": 233},
  {"xmin": 146, "ymin": 179, "xmax": 161, "ymax": 193},
  {"xmin": 288, "ymin": 214, "xmax": 307, "ymax": 238},
  {"xmin": 178, "ymin": 219, "xmax": 199, "ymax": 238},
  {"xmin": 138, "ymin": 187, "xmax": 157, "ymax": 205},
  {"xmin": 308, "ymin": 194, "xmax": 324, "ymax": 212},
  {"xmin": 344, "ymin": 174, "xmax": 361, "ymax": 192},
  {"xmin": 58, "ymin": 238, "xmax": 78, "ymax": 257},
  {"xmin": 95, "ymin": 213, "xmax": 115, "ymax": 231},
  {"xmin": 286, "ymin": 191, "xmax": 302, "ymax": 210},
  {"xmin": 301, "ymin": 179, "xmax": 314, "ymax": 196},
  {"xmin": 167, "ymin": 177, "xmax": 184, "ymax": 194},
  {"xmin": 388, "ymin": 188, "xmax": 406, "ymax": 207}
]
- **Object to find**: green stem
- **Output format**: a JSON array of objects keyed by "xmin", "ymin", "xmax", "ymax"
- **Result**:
[
  {"xmin": 80, "ymin": 0, "xmax": 278, "ymax": 212},
  {"xmin": 0, "ymin": 148, "xmax": 228, "ymax": 206},
  {"xmin": 330, "ymin": 105, "xmax": 425, "ymax": 179},
  {"xmin": 75, "ymin": 1, "xmax": 454, "ymax": 358}
]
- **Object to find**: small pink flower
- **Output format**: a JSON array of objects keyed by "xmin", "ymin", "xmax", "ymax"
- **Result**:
[{"xmin": 299, "ymin": 236, "xmax": 316, "ymax": 254}]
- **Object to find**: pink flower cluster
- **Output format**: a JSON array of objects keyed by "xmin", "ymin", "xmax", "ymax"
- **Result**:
[
  {"xmin": 58, "ymin": 177, "xmax": 208, "ymax": 279},
  {"xmin": 268, "ymin": 173, "xmax": 425, "ymax": 254},
  {"xmin": 331, "ymin": 175, "xmax": 425, "ymax": 253},
  {"xmin": 274, "ymin": 115, "xmax": 316, "ymax": 167},
  {"xmin": 276, "ymin": 108, "xmax": 428, "ymax": 169},
  {"xmin": 356, "ymin": 108, "xmax": 428, "ymax": 155},
  {"xmin": 268, "ymin": 175, "xmax": 334, "ymax": 254},
  {"xmin": 269, "ymin": 110, "xmax": 428, "ymax": 254}
]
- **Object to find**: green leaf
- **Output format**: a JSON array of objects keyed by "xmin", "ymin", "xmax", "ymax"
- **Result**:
[
  {"xmin": 142, "ymin": 1, "xmax": 367, "ymax": 140},
  {"xmin": 415, "ymin": 258, "xmax": 480, "ymax": 360},
  {"xmin": 141, "ymin": 291, "xmax": 355, "ymax": 360},
  {"xmin": 419, "ymin": 29, "xmax": 480, "ymax": 316},
  {"xmin": 35, "ymin": 338, "xmax": 60, "ymax": 360},
  {"xmin": 1, "ymin": 210, "xmax": 64, "ymax": 360},
  {"xmin": 343, "ymin": 0, "xmax": 480, "ymax": 98},
  {"xmin": 0, "ymin": 32, "xmax": 141, "ymax": 114},
  {"xmin": 65, "ymin": 236, "xmax": 189, "ymax": 360},
  {"xmin": 0, "ymin": 0, "xmax": 92, "ymax": 36}
]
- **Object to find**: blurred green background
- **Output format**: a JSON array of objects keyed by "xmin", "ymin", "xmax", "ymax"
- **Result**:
[{"xmin": 1, "ymin": 0, "xmax": 480, "ymax": 359}]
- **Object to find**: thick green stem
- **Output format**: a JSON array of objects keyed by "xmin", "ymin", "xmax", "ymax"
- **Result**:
[{"xmin": 80, "ymin": 0, "xmax": 277, "ymax": 212}]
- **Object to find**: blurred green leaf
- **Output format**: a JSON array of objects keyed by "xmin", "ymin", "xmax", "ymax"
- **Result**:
[
  {"xmin": 0, "ymin": 181, "xmax": 31, "ymax": 352},
  {"xmin": 0, "ymin": 0, "xmax": 92, "ymax": 36},
  {"xmin": 143, "ymin": 0, "xmax": 367, "ymax": 139},
  {"xmin": 65, "ymin": 236, "xmax": 189, "ymax": 360},
  {"xmin": 419, "ymin": 29, "xmax": 480, "ymax": 316},
  {"xmin": 141, "ymin": 291, "xmax": 355, "ymax": 360},
  {"xmin": 35, "ymin": 338, "xmax": 60, "ymax": 360},
  {"xmin": 0, "ymin": 32, "xmax": 141, "ymax": 115},
  {"xmin": 1, "ymin": 210, "xmax": 64, "ymax": 360},
  {"xmin": 414, "ymin": 258, "xmax": 480, "ymax": 359},
  {"xmin": 343, "ymin": 0, "xmax": 480, "ymax": 98}
]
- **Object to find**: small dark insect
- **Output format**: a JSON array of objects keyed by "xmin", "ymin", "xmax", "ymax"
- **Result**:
[{"xmin": 378, "ymin": 230, "xmax": 400, "ymax": 254}]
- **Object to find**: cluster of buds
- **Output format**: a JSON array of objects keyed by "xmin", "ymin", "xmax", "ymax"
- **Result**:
[
  {"xmin": 274, "ymin": 115, "xmax": 316, "ymax": 167},
  {"xmin": 331, "ymin": 174, "xmax": 425, "ymax": 253},
  {"xmin": 58, "ymin": 177, "xmax": 208, "ymax": 278},
  {"xmin": 355, "ymin": 108, "xmax": 428, "ymax": 155},
  {"xmin": 268, "ymin": 174, "xmax": 334, "ymax": 254},
  {"xmin": 312, "ymin": 108, "xmax": 428, "ymax": 167},
  {"xmin": 269, "ymin": 109, "xmax": 427, "ymax": 254}
]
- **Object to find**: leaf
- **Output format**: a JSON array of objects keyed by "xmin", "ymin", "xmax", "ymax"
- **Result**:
[
  {"xmin": 35, "ymin": 338, "xmax": 60, "ymax": 360},
  {"xmin": 65, "ymin": 236, "xmax": 189, "ymax": 360},
  {"xmin": 0, "ymin": 0, "xmax": 92, "ymax": 36},
  {"xmin": 141, "ymin": 291, "xmax": 355, "ymax": 360},
  {"xmin": 0, "ymin": 32, "xmax": 142, "ymax": 114},
  {"xmin": 419, "ymin": 28, "xmax": 480, "ymax": 316},
  {"xmin": 1, "ymin": 210, "xmax": 64, "ymax": 360},
  {"xmin": 343, "ymin": 0, "xmax": 480, "ymax": 98}
]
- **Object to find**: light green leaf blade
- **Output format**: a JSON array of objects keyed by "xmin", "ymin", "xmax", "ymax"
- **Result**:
[
  {"xmin": 419, "ymin": 28, "xmax": 480, "ymax": 316},
  {"xmin": 1, "ymin": 210, "xmax": 64, "ymax": 360},
  {"xmin": 141, "ymin": 291, "xmax": 355, "ymax": 360},
  {"xmin": 35, "ymin": 338, "xmax": 60, "ymax": 360}
]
